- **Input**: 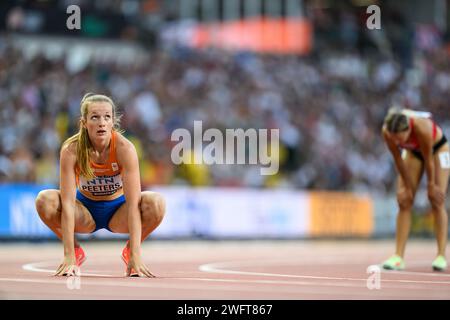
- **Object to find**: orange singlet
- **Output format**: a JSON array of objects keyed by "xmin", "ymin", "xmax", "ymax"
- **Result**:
[{"xmin": 75, "ymin": 130, "xmax": 124, "ymax": 201}]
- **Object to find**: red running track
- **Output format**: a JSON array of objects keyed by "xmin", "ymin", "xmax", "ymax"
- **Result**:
[{"xmin": 0, "ymin": 240, "xmax": 449, "ymax": 299}]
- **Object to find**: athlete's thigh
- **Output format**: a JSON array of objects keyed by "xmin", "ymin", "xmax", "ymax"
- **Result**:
[
  {"xmin": 108, "ymin": 192, "xmax": 164, "ymax": 233},
  {"xmin": 73, "ymin": 198, "xmax": 96, "ymax": 233},
  {"xmin": 396, "ymin": 150, "xmax": 424, "ymax": 195},
  {"xmin": 434, "ymin": 144, "xmax": 450, "ymax": 194},
  {"xmin": 107, "ymin": 199, "xmax": 129, "ymax": 233},
  {"xmin": 51, "ymin": 190, "xmax": 96, "ymax": 233}
]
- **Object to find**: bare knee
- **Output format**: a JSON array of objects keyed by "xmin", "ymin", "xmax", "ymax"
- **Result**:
[
  {"xmin": 35, "ymin": 190, "xmax": 61, "ymax": 223},
  {"xmin": 140, "ymin": 192, "xmax": 166, "ymax": 226},
  {"xmin": 397, "ymin": 199, "xmax": 413, "ymax": 212}
]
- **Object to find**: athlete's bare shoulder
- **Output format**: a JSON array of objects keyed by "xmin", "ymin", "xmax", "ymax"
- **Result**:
[
  {"xmin": 60, "ymin": 140, "xmax": 77, "ymax": 158},
  {"xmin": 412, "ymin": 116, "xmax": 434, "ymax": 139},
  {"xmin": 59, "ymin": 141, "xmax": 77, "ymax": 171},
  {"xmin": 115, "ymin": 131, "xmax": 137, "ymax": 154},
  {"xmin": 114, "ymin": 131, "xmax": 138, "ymax": 169}
]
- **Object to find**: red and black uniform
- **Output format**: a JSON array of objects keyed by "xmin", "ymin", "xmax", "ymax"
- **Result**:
[{"xmin": 399, "ymin": 117, "xmax": 447, "ymax": 161}]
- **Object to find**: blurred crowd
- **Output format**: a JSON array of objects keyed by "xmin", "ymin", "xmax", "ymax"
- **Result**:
[{"xmin": 1, "ymin": 23, "xmax": 450, "ymax": 194}]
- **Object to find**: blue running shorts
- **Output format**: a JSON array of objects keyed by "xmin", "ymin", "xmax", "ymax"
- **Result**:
[{"xmin": 76, "ymin": 190, "xmax": 126, "ymax": 232}]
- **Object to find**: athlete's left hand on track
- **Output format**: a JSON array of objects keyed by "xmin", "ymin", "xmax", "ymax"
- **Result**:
[
  {"xmin": 127, "ymin": 255, "xmax": 155, "ymax": 278},
  {"xmin": 55, "ymin": 256, "xmax": 80, "ymax": 277}
]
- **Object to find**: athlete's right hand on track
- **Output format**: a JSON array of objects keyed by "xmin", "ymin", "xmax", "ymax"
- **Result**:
[
  {"xmin": 55, "ymin": 255, "xmax": 80, "ymax": 277},
  {"xmin": 397, "ymin": 187, "xmax": 414, "ymax": 208},
  {"xmin": 127, "ymin": 255, "xmax": 155, "ymax": 278}
]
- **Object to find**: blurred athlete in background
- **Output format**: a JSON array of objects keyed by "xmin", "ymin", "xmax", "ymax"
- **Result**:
[{"xmin": 382, "ymin": 108, "xmax": 449, "ymax": 271}]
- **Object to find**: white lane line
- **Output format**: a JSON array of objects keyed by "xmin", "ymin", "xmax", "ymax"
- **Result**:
[
  {"xmin": 199, "ymin": 260, "xmax": 450, "ymax": 285},
  {"xmin": 0, "ymin": 276, "xmax": 363, "ymax": 295},
  {"xmin": 22, "ymin": 261, "xmax": 118, "ymax": 278},
  {"xmin": 1, "ymin": 276, "xmax": 440, "ymax": 294},
  {"xmin": 17, "ymin": 261, "xmax": 410, "ymax": 292},
  {"xmin": 22, "ymin": 259, "xmax": 450, "ymax": 289},
  {"xmin": 20, "ymin": 260, "xmax": 356, "ymax": 287},
  {"xmin": 0, "ymin": 278, "xmax": 68, "ymax": 285},
  {"xmin": 199, "ymin": 258, "xmax": 450, "ymax": 277},
  {"xmin": 19, "ymin": 260, "xmax": 364, "ymax": 288},
  {"xmin": 1, "ymin": 276, "xmax": 349, "ymax": 287},
  {"xmin": 381, "ymin": 268, "xmax": 450, "ymax": 277}
]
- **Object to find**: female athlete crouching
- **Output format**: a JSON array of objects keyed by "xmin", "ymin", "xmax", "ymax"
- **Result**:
[{"xmin": 35, "ymin": 93, "xmax": 165, "ymax": 277}]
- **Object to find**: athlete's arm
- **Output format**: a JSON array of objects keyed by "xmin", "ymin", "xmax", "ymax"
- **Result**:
[
  {"xmin": 56, "ymin": 144, "xmax": 78, "ymax": 276},
  {"xmin": 414, "ymin": 119, "xmax": 434, "ymax": 184},
  {"xmin": 117, "ymin": 136, "xmax": 153, "ymax": 277},
  {"xmin": 415, "ymin": 119, "xmax": 444, "ymax": 206},
  {"xmin": 382, "ymin": 126, "xmax": 414, "ymax": 190}
]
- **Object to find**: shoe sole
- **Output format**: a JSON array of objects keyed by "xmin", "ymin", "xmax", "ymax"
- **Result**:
[
  {"xmin": 382, "ymin": 265, "xmax": 404, "ymax": 271},
  {"xmin": 432, "ymin": 266, "xmax": 446, "ymax": 272}
]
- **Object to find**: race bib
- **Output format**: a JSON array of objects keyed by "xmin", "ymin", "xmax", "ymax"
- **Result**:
[
  {"xmin": 439, "ymin": 151, "xmax": 450, "ymax": 169},
  {"xmin": 401, "ymin": 149, "xmax": 407, "ymax": 159}
]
